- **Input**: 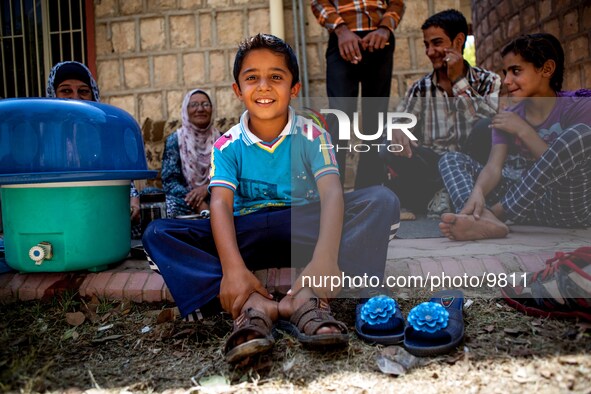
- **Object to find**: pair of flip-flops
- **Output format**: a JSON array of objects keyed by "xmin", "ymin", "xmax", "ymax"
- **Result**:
[{"xmin": 355, "ymin": 290, "xmax": 465, "ymax": 356}]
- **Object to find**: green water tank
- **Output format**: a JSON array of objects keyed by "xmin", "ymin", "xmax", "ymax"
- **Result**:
[{"xmin": 0, "ymin": 99, "xmax": 157, "ymax": 272}]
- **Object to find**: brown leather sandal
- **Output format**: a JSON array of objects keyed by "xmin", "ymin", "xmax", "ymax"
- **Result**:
[
  {"xmin": 224, "ymin": 308, "xmax": 275, "ymax": 364},
  {"xmin": 277, "ymin": 298, "xmax": 349, "ymax": 348}
]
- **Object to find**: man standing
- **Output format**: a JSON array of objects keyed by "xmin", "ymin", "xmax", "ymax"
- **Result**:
[
  {"xmin": 384, "ymin": 9, "xmax": 501, "ymax": 216},
  {"xmin": 312, "ymin": 0, "xmax": 405, "ymax": 189}
]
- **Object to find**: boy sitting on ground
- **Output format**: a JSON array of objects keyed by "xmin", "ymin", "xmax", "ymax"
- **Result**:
[{"xmin": 143, "ymin": 34, "xmax": 399, "ymax": 364}]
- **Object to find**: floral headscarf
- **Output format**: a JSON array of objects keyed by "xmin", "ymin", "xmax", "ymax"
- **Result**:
[
  {"xmin": 46, "ymin": 61, "xmax": 100, "ymax": 102},
  {"xmin": 177, "ymin": 89, "xmax": 221, "ymax": 189}
]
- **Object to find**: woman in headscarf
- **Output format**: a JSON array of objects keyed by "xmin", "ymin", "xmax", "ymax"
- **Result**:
[
  {"xmin": 46, "ymin": 61, "xmax": 101, "ymax": 102},
  {"xmin": 46, "ymin": 61, "xmax": 142, "ymax": 227},
  {"xmin": 162, "ymin": 89, "xmax": 221, "ymax": 218}
]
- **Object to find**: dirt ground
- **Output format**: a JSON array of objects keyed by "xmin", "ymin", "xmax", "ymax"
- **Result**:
[{"xmin": 1, "ymin": 293, "xmax": 590, "ymax": 394}]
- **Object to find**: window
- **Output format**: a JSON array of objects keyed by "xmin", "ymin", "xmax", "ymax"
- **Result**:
[{"xmin": 0, "ymin": 0, "xmax": 95, "ymax": 99}]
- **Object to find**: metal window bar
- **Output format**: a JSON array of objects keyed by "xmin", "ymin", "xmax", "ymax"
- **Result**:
[
  {"xmin": 20, "ymin": 0, "xmax": 30, "ymax": 96},
  {"xmin": 0, "ymin": 0, "xmax": 87, "ymax": 98},
  {"xmin": 0, "ymin": 0, "xmax": 43, "ymax": 97},
  {"xmin": 33, "ymin": 0, "xmax": 44, "ymax": 97},
  {"xmin": 47, "ymin": 0, "xmax": 85, "ymax": 66},
  {"xmin": 9, "ymin": 1, "xmax": 18, "ymax": 96},
  {"xmin": 0, "ymin": 3, "xmax": 7, "ymax": 97}
]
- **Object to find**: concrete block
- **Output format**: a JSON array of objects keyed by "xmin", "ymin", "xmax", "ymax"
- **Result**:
[
  {"xmin": 567, "ymin": 35, "xmax": 589, "ymax": 63},
  {"xmin": 166, "ymin": 90, "xmax": 185, "ymax": 120},
  {"xmin": 216, "ymin": 11, "xmax": 244, "ymax": 46},
  {"xmin": 112, "ymin": 21, "xmax": 137, "ymax": 54},
  {"xmin": 154, "ymin": 55, "xmax": 178, "ymax": 87},
  {"xmin": 95, "ymin": 23, "xmax": 113, "ymax": 56},
  {"xmin": 140, "ymin": 18, "xmax": 166, "ymax": 51},
  {"xmin": 247, "ymin": 8, "xmax": 270, "ymax": 37},
  {"xmin": 139, "ymin": 93, "xmax": 164, "ymax": 122},
  {"xmin": 95, "ymin": 0, "xmax": 117, "ymax": 18},
  {"xmin": 563, "ymin": 10, "xmax": 579, "ymax": 37},
  {"xmin": 200, "ymin": 13, "xmax": 213, "ymax": 48},
  {"xmin": 107, "ymin": 95, "xmax": 136, "ymax": 119},
  {"xmin": 97, "ymin": 60, "xmax": 121, "ymax": 92},
  {"xmin": 120, "ymin": 0, "xmax": 143, "ymax": 15},
  {"xmin": 147, "ymin": 0, "xmax": 177, "ymax": 11},
  {"xmin": 209, "ymin": 51, "xmax": 227, "ymax": 82},
  {"xmin": 170, "ymin": 15, "xmax": 197, "ymax": 49},
  {"xmin": 399, "ymin": 1, "xmax": 429, "ymax": 32},
  {"xmin": 124, "ymin": 58, "xmax": 150, "ymax": 89},
  {"xmin": 182, "ymin": 52, "xmax": 206, "ymax": 85}
]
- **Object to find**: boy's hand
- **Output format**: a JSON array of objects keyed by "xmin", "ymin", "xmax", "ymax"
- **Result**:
[
  {"xmin": 220, "ymin": 266, "xmax": 272, "ymax": 319},
  {"xmin": 290, "ymin": 257, "xmax": 342, "ymax": 300}
]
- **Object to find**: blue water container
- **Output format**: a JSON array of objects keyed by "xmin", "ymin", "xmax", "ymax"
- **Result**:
[{"xmin": 0, "ymin": 99, "xmax": 157, "ymax": 272}]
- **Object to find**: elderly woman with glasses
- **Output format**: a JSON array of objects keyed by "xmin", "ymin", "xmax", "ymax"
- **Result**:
[{"xmin": 162, "ymin": 89, "xmax": 222, "ymax": 218}]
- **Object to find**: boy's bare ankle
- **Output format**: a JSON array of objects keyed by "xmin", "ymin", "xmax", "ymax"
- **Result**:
[
  {"xmin": 278, "ymin": 287, "xmax": 319, "ymax": 319},
  {"xmin": 241, "ymin": 292, "xmax": 279, "ymax": 322}
]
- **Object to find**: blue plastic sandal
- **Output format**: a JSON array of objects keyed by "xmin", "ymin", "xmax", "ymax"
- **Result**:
[
  {"xmin": 355, "ymin": 295, "xmax": 405, "ymax": 345},
  {"xmin": 403, "ymin": 290, "xmax": 464, "ymax": 356}
]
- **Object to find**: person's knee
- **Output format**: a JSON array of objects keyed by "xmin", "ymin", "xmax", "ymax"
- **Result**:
[
  {"xmin": 438, "ymin": 151, "xmax": 465, "ymax": 172},
  {"xmin": 365, "ymin": 185, "xmax": 400, "ymax": 217},
  {"xmin": 142, "ymin": 219, "xmax": 171, "ymax": 245},
  {"xmin": 472, "ymin": 117, "xmax": 492, "ymax": 134},
  {"xmin": 561, "ymin": 123, "xmax": 591, "ymax": 142}
]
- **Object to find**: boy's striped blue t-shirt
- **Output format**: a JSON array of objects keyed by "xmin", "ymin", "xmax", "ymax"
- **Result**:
[{"xmin": 209, "ymin": 108, "xmax": 339, "ymax": 216}]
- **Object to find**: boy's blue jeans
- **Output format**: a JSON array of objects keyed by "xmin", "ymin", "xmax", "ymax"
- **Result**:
[{"xmin": 142, "ymin": 186, "xmax": 399, "ymax": 317}]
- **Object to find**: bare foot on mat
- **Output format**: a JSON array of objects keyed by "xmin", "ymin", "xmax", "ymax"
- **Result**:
[{"xmin": 439, "ymin": 211, "xmax": 509, "ymax": 241}]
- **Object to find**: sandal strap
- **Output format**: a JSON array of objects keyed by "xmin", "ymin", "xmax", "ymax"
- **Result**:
[
  {"xmin": 224, "ymin": 308, "xmax": 273, "ymax": 353},
  {"xmin": 290, "ymin": 298, "xmax": 347, "ymax": 336},
  {"xmin": 233, "ymin": 307, "xmax": 272, "ymax": 331}
]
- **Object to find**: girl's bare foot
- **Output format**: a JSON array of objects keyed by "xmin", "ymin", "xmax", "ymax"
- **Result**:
[{"xmin": 439, "ymin": 210, "xmax": 509, "ymax": 241}]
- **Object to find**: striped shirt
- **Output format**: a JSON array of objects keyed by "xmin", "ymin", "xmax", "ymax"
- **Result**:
[
  {"xmin": 210, "ymin": 108, "xmax": 339, "ymax": 216},
  {"xmin": 399, "ymin": 62, "xmax": 501, "ymax": 154},
  {"xmin": 311, "ymin": 0, "xmax": 405, "ymax": 33}
]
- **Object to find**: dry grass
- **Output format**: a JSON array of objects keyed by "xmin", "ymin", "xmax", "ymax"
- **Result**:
[{"xmin": 1, "ymin": 293, "xmax": 590, "ymax": 393}]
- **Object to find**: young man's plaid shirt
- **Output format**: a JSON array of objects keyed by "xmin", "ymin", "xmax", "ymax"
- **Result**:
[
  {"xmin": 311, "ymin": 0, "xmax": 405, "ymax": 33},
  {"xmin": 399, "ymin": 63, "xmax": 501, "ymax": 154}
]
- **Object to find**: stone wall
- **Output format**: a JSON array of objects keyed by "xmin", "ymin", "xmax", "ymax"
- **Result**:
[
  {"xmin": 472, "ymin": 0, "xmax": 591, "ymax": 91},
  {"xmin": 93, "ymin": 0, "xmax": 462, "ymax": 127}
]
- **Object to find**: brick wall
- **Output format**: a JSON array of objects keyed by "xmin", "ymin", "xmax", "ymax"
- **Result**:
[
  {"xmin": 93, "ymin": 0, "xmax": 462, "ymax": 127},
  {"xmin": 472, "ymin": 0, "xmax": 591, "ymax": 91}
]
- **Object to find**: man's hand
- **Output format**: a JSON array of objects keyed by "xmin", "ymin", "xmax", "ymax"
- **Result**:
[
  {"xmin": 335, "ymin": 24, "xmax": 363, "ymax": 64},
  {"xmin": 390, "ymin": 128, "xmax": 417, "ymax": 158},
  {"xmin": 360, "ymin": 27, "xmax": 390, "ymax": 52},
  {"xmin": 185, "ymin": 185, "xmax": 208, "ymax": 212},
  {"xmin": 443, "ymin": 47, "xmax": 464, "ymax": 83},
  {"xmin": 220, "ymin": 266, "xmax": 272, "ymax": 318}
]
